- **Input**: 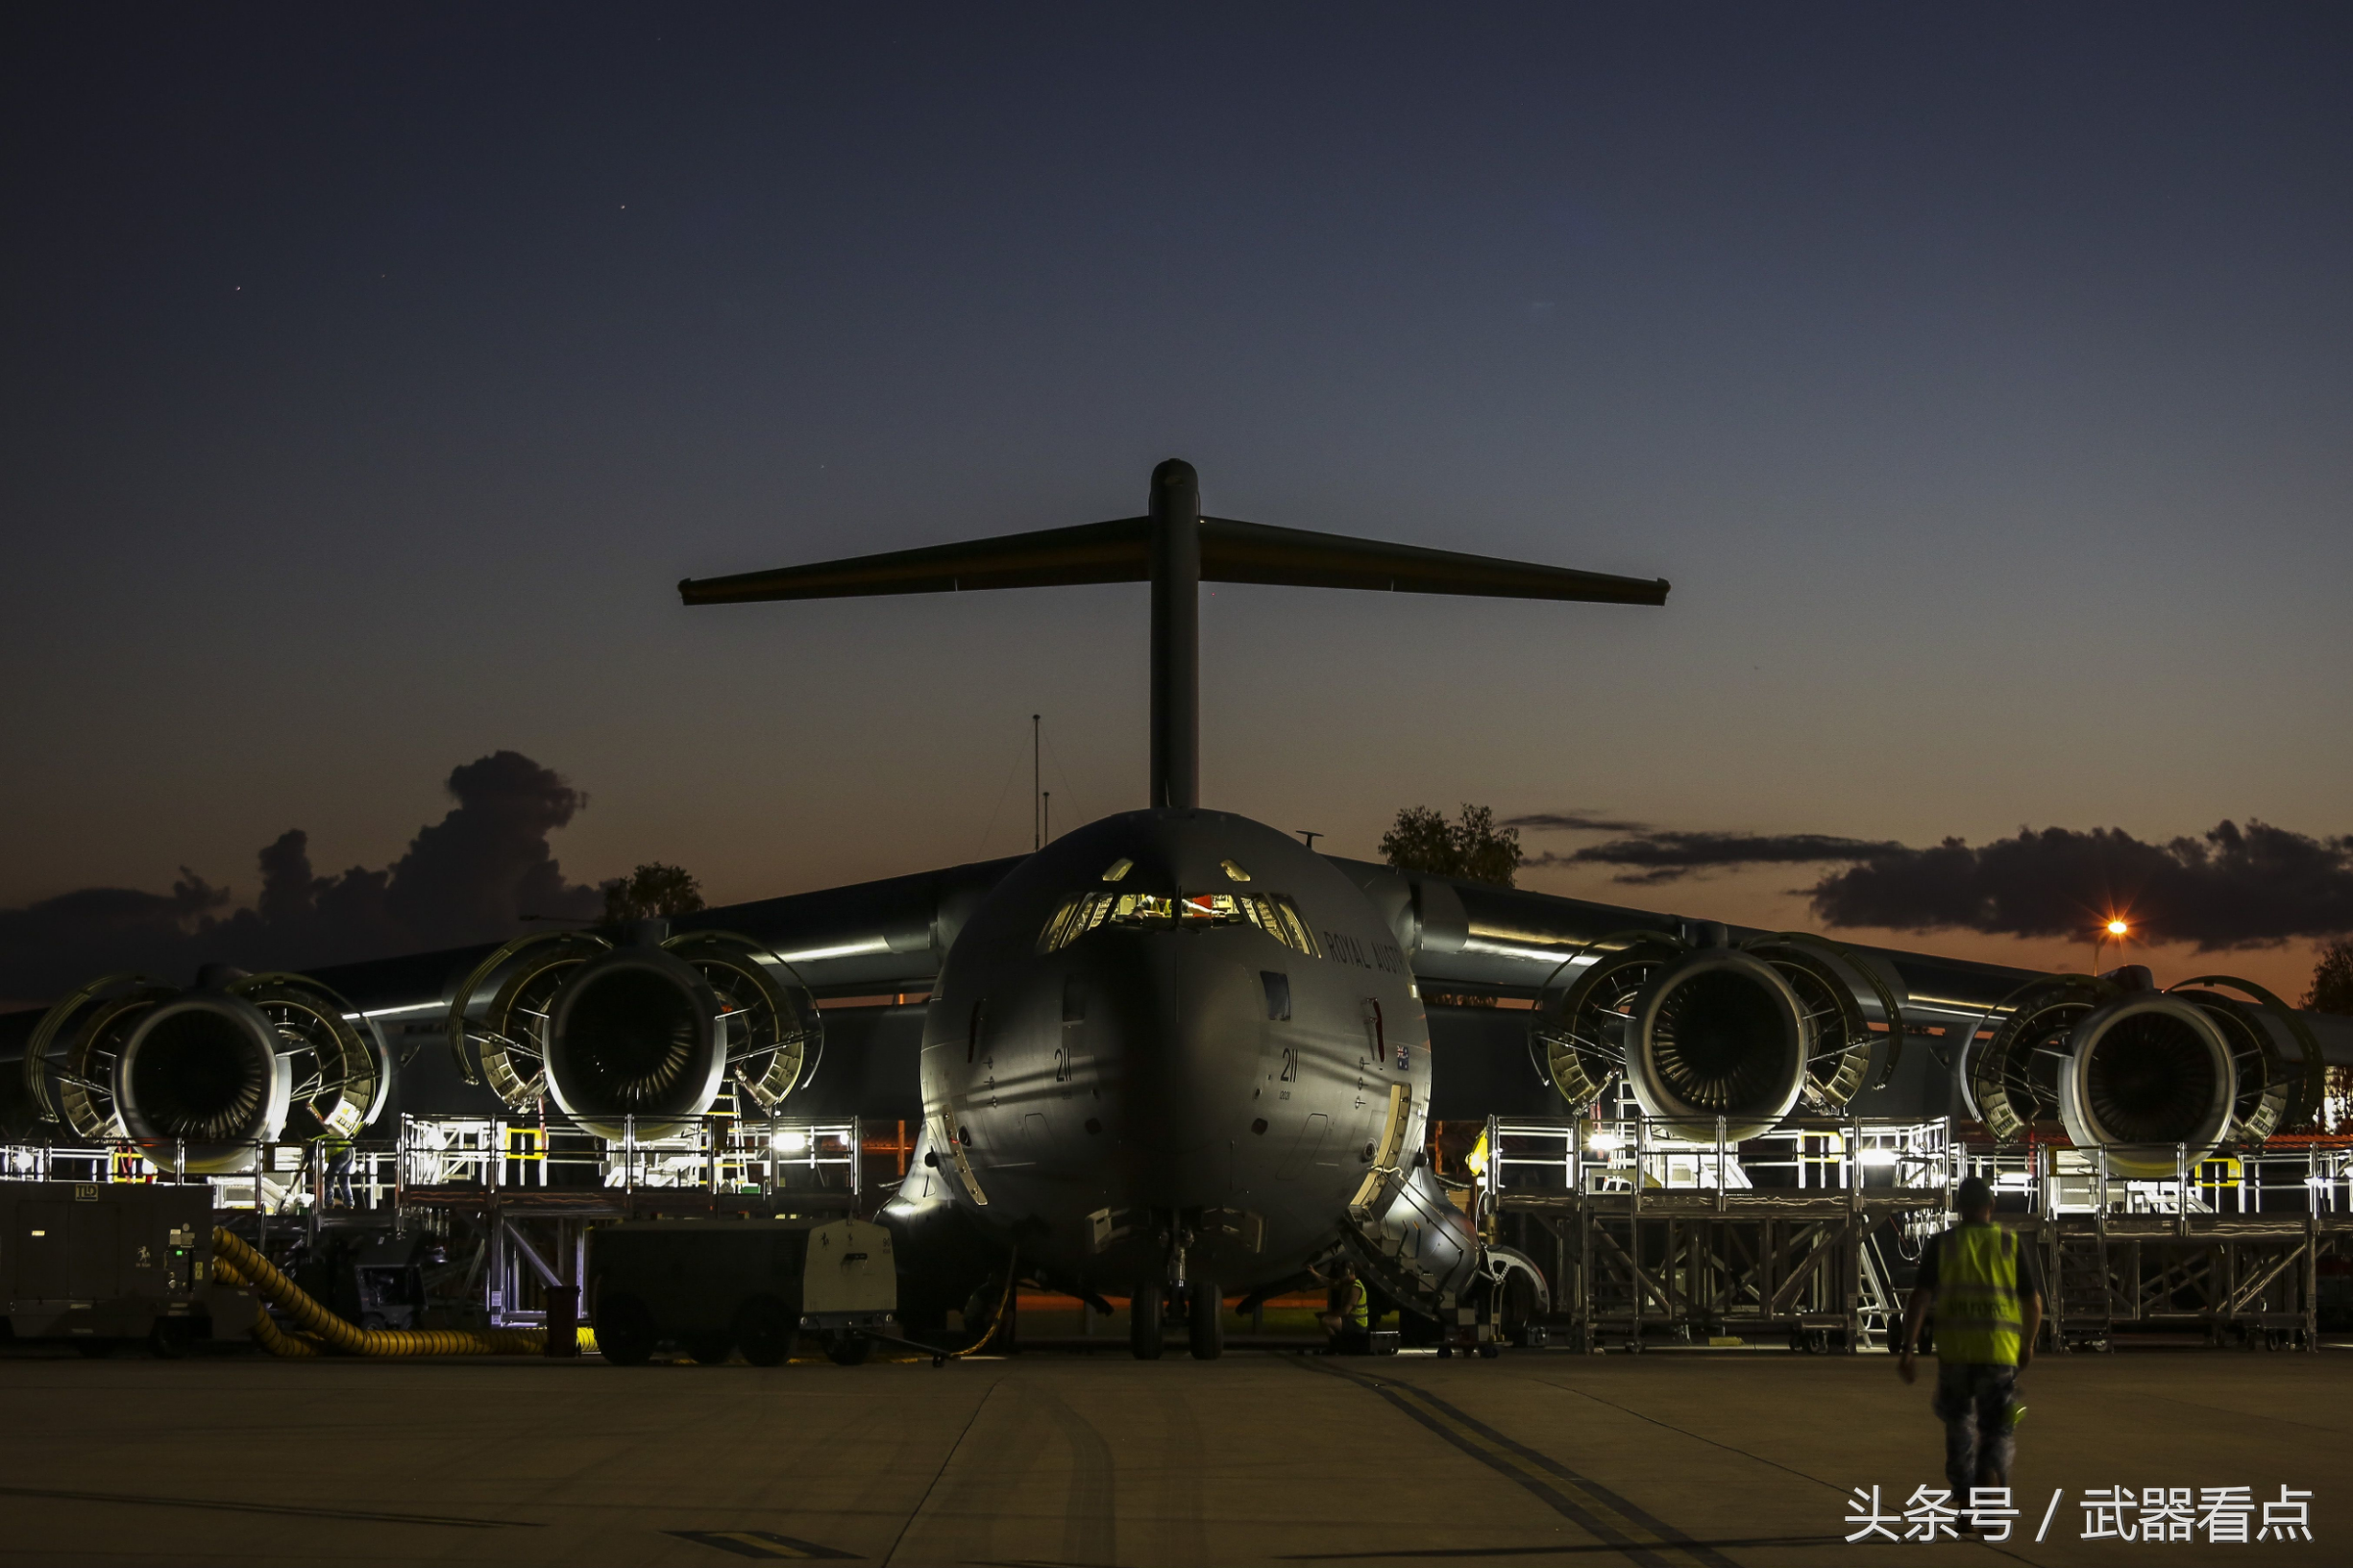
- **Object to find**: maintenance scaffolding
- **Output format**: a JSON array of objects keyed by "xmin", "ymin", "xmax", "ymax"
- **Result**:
[
  {"xmin": 1479, "ymin": 1114, "xmax": 2353, "ymax": 1354},
  {"xmin": 0, "ymin": 1113, "xmax": 876, "ymax": 1330}
]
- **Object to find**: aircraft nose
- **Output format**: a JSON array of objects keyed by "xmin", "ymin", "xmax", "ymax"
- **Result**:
[{"xmin": 1075, "ymin": 933, "xmax": 1266, "ymax": 1210}]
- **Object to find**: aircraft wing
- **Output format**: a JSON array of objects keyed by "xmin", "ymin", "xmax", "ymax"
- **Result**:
[
  {"xmin": 293, "ymin": 854, "xmax": 1023, "ymax": 1022},
  {"xmin": 1326, "ymin": 856, "xmax": 2353, "ymax": 1069}
]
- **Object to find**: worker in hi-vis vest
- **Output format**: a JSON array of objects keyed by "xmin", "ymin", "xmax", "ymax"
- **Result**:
[
  {"xmin": 1319, "ymin": 1263, "xmax": 1372, "ymax": 1354},
  {"xmin": 1899, "ymin": 1175, "xmax": 2045, "ymax": 1525}
]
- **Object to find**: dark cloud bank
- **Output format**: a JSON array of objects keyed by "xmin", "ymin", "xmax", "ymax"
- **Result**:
[
  {"xmin": 1, "ymin": 752, "xmax": 602, "ymax": 1006},
  {"xmin": 1511, "ymin": 813, "xmax": 2353, "ymax": 952}
]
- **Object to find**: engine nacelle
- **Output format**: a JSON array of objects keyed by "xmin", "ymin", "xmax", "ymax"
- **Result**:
[
  {"xmin": 545, "ymin": 946, "xmax": 728, "ymax": 1141},
  {"xmin": 114, "ymin": 992, "xmax": 293, "ymax": 1167},
  {"xmin": 26, "ymin": 969, "xmax": 380, "ymax": 1174},
  {"xmin": 2056, "ymin": 994, "xmax": 2235, "ymax": 1178},
  {"xmin": 1532, "ymin": 927, "xmax": 1899, "ymax": 1141},
  {"xmin": 1621, "ymin": 948, "xmax": 1809, "ymax": 1142},
  {"xmin": 450, "ymin": 924, "xmax": 820, "ymax": 1140},
  {"xmin": 1965, "ymin": 969, "xmax": 2320, "ymax": 1168}
]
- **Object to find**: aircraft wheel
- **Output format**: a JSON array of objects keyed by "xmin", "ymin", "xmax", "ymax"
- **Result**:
[
  {"xmin": 1188, "ymin": 1279, "xmax": 1223, "ymax": 1360},
  {"xmin": 1131, "ymin": 1283, "xmax": 1164, "ymax": 1360},
  {"xmin": 736, "ymin": 1296, "xmax": 796, "ymax": 1367},
  {"xmin": 595, "ymin": 1292, "xmax": 657, "ymax": 1366}
]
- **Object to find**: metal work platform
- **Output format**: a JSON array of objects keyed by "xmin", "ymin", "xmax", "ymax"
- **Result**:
[
  {"xmin": 2, "ymin": 1111, "xmax": 880, "ymax": 1332},
  {"xmin": 1482, "ymin": 1114, "xmax": 1953, "ymax": 1354},
  {"xmin": 1480, "ymin": 1113, "xmax": 2353, "ymax": 1354},
  {"xmin": 1972, "ymin": 1140, "xmax": 2353, "ymax": 1351}
]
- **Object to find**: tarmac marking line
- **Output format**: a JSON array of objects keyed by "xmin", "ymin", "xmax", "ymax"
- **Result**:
[
  {"xmin": 881, "ymin": 1371, "xmax": 1004, "ymax": 1568},
  {"xmin": 1296, "ymin": 1359, "xmax": 1735, "ymax": 1568},
  {"xmin": 0, "ymin": 1482, "xmax": 539, "ymax": 1530},
  {"xmin": 666, "ymin": 1529, "xmax": 861, "ymax": 1558}
]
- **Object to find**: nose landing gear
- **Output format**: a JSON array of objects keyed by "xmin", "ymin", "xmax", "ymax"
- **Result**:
[
  {"xmin": 1188, "ymin": 1277, "xmax": 1223, "ymax": 1360},
  {"xmin": 1131, "ymin": 1282, "xmax": 1165, "ymax": 1360},
  {"xmin": 1132, "ymin": 1214, "xmax": 1222, "ymax": 1360}
]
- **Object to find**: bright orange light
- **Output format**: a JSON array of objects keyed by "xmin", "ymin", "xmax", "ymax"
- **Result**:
[{"xmin": 2105, "ymin": 919, "xmax": 2128, "ymax": 937}]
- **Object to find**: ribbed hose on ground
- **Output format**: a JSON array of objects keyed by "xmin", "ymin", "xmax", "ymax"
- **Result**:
[{"xmin": 213, "ymin": 1228, "xmax": 582, "ymax": 1358}]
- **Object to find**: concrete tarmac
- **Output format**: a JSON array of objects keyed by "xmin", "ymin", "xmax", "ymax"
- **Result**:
[{"xmin": 0, "ymin": 1346, "xmax": 2341, "ymax": 1566}]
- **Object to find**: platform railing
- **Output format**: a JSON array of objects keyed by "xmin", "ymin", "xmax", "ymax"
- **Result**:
[{"xmin": 0, "ymin": 1111, "xmax": 866, "ymax": 1216}]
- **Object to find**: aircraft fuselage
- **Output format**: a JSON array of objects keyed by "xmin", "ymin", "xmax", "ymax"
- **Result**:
[{"xmin": 899, "ymin": 808, "xmax": 1428, "ymax": 1302}]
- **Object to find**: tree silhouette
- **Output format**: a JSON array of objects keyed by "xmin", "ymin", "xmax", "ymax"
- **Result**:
[
  {"xmin": 1379, "ymin": 804, "xmax": 1524, "ymax": 888},
  {"xmin": 601, "ymin": 863, "xmax": 705, "ymax": 924},
  {"xmin": 2305, "ymin": 939, "xmax": 2353, "ymax": 1016}
]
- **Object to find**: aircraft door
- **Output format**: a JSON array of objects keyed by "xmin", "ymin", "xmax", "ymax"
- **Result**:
[{"xmin": 1349, "ymin": 1083, "xmax": 1412, "ymax": 1216}]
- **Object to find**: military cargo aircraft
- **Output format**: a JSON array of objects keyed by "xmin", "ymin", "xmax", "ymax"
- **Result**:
[{"xmin": 16, "ymin": 460, "xmax": 2347, "ymax": 1360}]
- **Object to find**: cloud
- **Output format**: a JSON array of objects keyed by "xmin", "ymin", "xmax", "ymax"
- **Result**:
[
  {"xmin": 1504, "ymin": 810, "xmax": 1655, "ymax": 835},
  {"xmin": 0, "ymin": 751, "xmax": 604, "ymax": 1006},
  {"xmin": 1531, "ymin": 829, "xmax": 1905, "ymax": 884},
  {"xmin": 1509, "ymin": 804, "xmax": 2353, "ymax": 950},
  {"xmin": 1807, "ymin": 821, "xmax": 2353, "ymax": 951}
]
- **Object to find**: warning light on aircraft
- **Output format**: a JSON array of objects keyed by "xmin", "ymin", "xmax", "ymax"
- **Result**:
[{"xmin": 2106, "ymin": 919, "xmax": 2129, "ymax": 937}]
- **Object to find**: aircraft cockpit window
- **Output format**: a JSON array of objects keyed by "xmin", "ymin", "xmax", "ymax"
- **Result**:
[
  {"xmin": 1237, "ymin": 893, "xmax": 1323, "ymax": 957},
  {"xmin": 1102, "ymin": 858, "xmax": 1134, "ymax": 883},
  {"xmin": 1040, "ymin": 888, "xmax": 1321, "ymax": 956},
  {"xmin": 1038, "ymin": 892, "xmax": 1120, "ymax": 953}
]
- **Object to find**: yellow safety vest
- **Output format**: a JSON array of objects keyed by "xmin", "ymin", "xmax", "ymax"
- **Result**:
[
  {"xmin": 1933, "ymin": 1223, "xmax": 2022, "ymax": 1365},
  {"xmin": 1345, "ymin": 1280, "xmax": 1370, "ymax": 1330}
]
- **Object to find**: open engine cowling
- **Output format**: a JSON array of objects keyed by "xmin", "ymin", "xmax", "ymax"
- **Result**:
[
  {"xmin": 1531, "ymin": 926, "xmax": 1901, "ymax": 1142},
  {"xmin": 1964, "ymin": 968, "xmax": 2321, "ymax": 1172},
  {"xmin": 25, "ymin": 968, "xmax": 381, "ymax": 1174},
  {"xmin": 450, "ymin": 924, "xmax": 819, "ymax": 1140}
]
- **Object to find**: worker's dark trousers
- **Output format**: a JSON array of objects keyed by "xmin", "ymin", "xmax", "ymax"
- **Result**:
[{"xmin": 1931, "ymin": 1361, "xmax": 2018, "ymax": 1497}]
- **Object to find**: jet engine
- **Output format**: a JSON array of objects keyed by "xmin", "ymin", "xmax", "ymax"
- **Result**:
[
  {"xmin": 24, "ymin": 968, "xmax": 384, "ymax": 1174},
  {"xmin": 1532, "ymin": 927, "xmax": 1902, "ymax": 1141},
  {"xmin": 449, "ymin": 924, "xmax": 819, "ymax": 1140},
  {"xmin": 1964, "ymin": 968, "xmax": 2321, "ymax": 1175}
]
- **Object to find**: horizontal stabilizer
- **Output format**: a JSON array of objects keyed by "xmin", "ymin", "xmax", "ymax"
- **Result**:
[
  {"xmin": 680, "ymin": 517, "xmax": 1667, "ymax": 606},
  {"xmin": 678, "ymin": 518, "xmax": 1151, "ymax": 604},
  {"xmin": 1200, "ymin": 517, "xmax": 1666, "ymax": 604}
]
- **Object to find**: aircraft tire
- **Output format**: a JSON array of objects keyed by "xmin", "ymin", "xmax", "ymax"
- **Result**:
[
  {"xmin": 1188, "ymin": 1279, "xmax": 1223, "ymax": 1360},
  {"xmin": 1131, "ymin": 1283, "xmax": 1164, "ymax": 1360}
]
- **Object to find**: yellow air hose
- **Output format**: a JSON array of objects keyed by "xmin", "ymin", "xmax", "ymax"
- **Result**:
[{"xmin": 213, "ymin": 1228, "xmax": 588, "ymax": 1358}]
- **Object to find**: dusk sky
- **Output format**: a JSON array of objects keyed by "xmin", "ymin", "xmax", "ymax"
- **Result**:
[{"xmin": 4, "ymin": 5, "xmax": 2349, "ymax": 1004}]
